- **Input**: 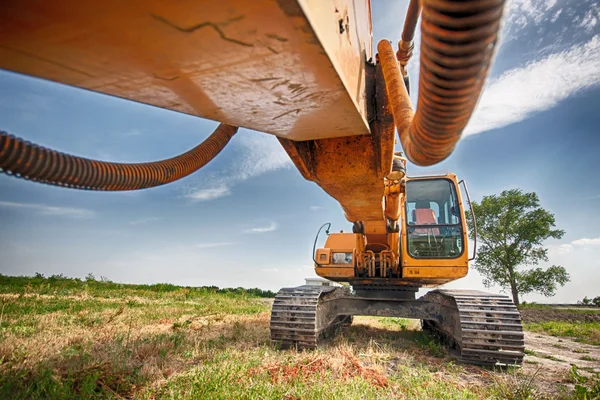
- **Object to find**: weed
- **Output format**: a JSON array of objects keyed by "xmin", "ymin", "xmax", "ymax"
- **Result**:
[
  {"xmin": 172, "ymin": 319, "xmax": 192, "ymax": 330},
  {"xmin": 573, "ymin": 348, "xmax": 590, "ymax": 354},
  {"xmin": 580, "ymin": 355, "xmax": 598, "ymax": 362},
  {"xmin": 569, "ymin": 365, "xmax": 600, "ymax": 400},
  {"xmin": 490, "ymin": 366, "xmax": 541, "ymax": 400},
  {"xmin": 379, "ymin": 317, "xmax": 413, "ymax": 331},
  {"xmin": 414, "ymin": 331, "xmax": 446, "ymax": 358},
  {"xmin": 542, "ymin": 355, "xmax": 565, "ymax": 362}
]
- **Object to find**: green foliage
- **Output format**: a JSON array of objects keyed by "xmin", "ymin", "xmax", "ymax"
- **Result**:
[
  {"xmin": 467, "ymin": 189, "xmax": 569, "ymax": 305},
  {"xmin": 0, "ymin": 274, "xmax": 276, "ymax": 299},
  {"xmin": 516, "ymin": 266, "xmax": 570, "ymax": 298},
  {"xmin": 569, "ymin": 365, "xmax": 600, "ymax": 400},
  {"xmin": 579, "ymin": 296, "xmax": 600, "ymax": 307}
]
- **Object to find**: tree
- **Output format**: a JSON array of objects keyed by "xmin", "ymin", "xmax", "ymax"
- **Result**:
[{"xmin": 466, "ymin": 189, "xmax": 570, "ymax": 306}]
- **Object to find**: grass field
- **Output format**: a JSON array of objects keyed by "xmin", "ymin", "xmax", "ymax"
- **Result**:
[
  {"xmin": 524, "ymin": 322, "xmax": 600, "ymax": 346},
  {"xmin": 0, "ymin": 274, "xmax": 598, "ymax": 399}
]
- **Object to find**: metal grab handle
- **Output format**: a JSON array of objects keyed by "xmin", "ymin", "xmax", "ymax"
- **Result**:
[{"xmin": 459, "ymin": 180, "xmax": 477, "ymax": 261}]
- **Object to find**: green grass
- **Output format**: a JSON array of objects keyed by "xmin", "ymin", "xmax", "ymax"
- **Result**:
[
  {"xmin": 542, "ymin": 355, "xmax": 565, "ymax": 362},
  {"xmin": 524, "ymin": 348, "xmax": 537, "ymax": 356},
  {"xmin": 0, "ymin": 273, "xmax": 276, "ymax": 300},
  {"xmin": 524, "ymin": 321, "xmax": 600, "ymax": 346},
  {"xmin": 0, "ymin": 274, "xmax": 593, "ymax": 399},
  {"xmin": 519, "ymin": 303, "xmax": 600, "ymax": 315},
  {"xmin": 379, "ymin": 317, "xmax": 413, "ymax": 331},
  {"xmin": 569, "ymin": 366, "xmax": 600, "ymax": 400},
  {"xmin": 148, "ymin": 348, "xmax": 485, "ymax": 400}
]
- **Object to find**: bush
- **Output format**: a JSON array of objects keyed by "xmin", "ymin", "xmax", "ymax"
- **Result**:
[{"xmin": 578, "ymin": 296, "xmax": 600, "ymax": 307}]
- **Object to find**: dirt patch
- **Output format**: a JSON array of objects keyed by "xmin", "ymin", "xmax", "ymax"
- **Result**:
[
  {"xmin": 523, "ymin": 331, "xmax": 600, "ymax": 393},
  {"xmin": 248, "ymin": 350, "xmax": 388, "ymax": 388},
  {"xmin": 520, "ymin": 308, "xmax": 600, "ymax": 323}
]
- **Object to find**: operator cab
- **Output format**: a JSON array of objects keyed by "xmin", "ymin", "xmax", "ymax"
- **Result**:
[{"xmin": 405, "ymin": 178, "xmax": 464, "ymax": 259}]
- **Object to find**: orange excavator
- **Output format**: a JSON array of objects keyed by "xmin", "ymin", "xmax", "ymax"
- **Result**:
[{"xmin": 0, "ymin": 0, "xmax": 524, "ymax": 365}]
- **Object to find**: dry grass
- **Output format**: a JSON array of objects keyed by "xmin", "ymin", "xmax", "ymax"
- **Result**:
[{"xmin": 1, "ymin": 276, "xmax": 595, "ymax": 399}]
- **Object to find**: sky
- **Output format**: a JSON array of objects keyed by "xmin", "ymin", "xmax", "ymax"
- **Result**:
[{"xmin": 1, "ymin": 0, "xmax": 599, "ymax": 302}]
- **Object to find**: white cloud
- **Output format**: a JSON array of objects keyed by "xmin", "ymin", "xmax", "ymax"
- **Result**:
[
  {"xmin": 186, "ymin": 185, "xmax": 231, "ymax": 201},
  {"xmin": 184, "ymin": 131, "xmax": 292, "ymax": 202},
  {"xmin": 572, "ymin": 237, "xmax": 600, "ymax": 246},
  {"xmin": 579, "ymin": 4, "xmax": 599, "ymax": 33},
  {"xmin": 0, "ymin": 201, "xmax": 94, "ymax": 218},
  {"xmin": 309, "ymin": 206, "xmax": 324, "ymax": 211},
  {"xmin": 550, "ymin": 8, "xmax": 563, "ymax": 23},
  {"xmin": 129, "ymin": 217, "xmax": 161, "ymax": 225},
  {"xmin": 555, "ymin": 243, "xmax": 573, "ymax": 255},
  {"xmin": 243, "ymin": 221, "xmax": 277, "ymax": 234},
  {"xmin": 465, "ymin": 35, "xmax": 600, "ymax": 136},
  {"xmin": 502, "ymin": 0, "xmax": 559, "ymax": 39},
  {"xmin": 261, "ymin": 268, "xmax": 279, "ymax": 273},
  {"xmin": 194, "ymin": 242, "xmax": 237, "ymax": 249},
  {"xmin": 234, "ymin": 132, "xmax": 293, "ymax": 181},
  {"xmin": 549, "ymin": 237, "xmax": 600, "ymax": 256}
]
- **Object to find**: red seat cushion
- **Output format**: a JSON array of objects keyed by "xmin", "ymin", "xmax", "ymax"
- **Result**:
[{"xmin": 412, "ymin": 208, "xmax": 439, "ymax": 235}]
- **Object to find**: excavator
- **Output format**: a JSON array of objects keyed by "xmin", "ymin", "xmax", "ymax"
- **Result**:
[{"xmin": 0, "ymin": 0, "xmax": 524, "ymax": 366}]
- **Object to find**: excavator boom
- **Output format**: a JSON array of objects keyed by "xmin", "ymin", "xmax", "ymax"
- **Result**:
[{"xmin": 0, "ymin": 0, "xmax": 525, "ymax": 367}]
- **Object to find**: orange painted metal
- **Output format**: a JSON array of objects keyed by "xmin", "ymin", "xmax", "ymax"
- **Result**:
[
  {"xmin": 400, "ymin": 173, "xmax": 469, "ymax": 269},
  {"xmin": 402, "ymin": 266, "xmax": 468, "ymax": 279},
  {"xmin": 0, "ymin": 0, "xmax": 371, "ymax": 141},
  {"xmin": 280, "ymin": 133, "xmax": 386, "ymax": 222},
  {"xmin": 323, "ymin": 233, "xmax": 364, "ymax": 254},
  {"xmin": 0, "ymin": 1, "xmax": 504, "ymax": 292},
  {"xmin": 315, "ymin": 266, "xmax": 354, "ymax": 279},
  {"xmin": 313, "ymin": 173, "xmax": 470, "ymax": 287},
  {"xmin": 315, "ymin": 248, "xmax": 332, "ymax": 265},
  {"xmin": 280, "ymin": 63, "xmax": 395, "ymax": 245}
]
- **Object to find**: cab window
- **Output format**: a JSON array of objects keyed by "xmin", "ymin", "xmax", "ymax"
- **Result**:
[{"xmin": 405, "ymin": 179, "xmax": 463, "ymax": 259}]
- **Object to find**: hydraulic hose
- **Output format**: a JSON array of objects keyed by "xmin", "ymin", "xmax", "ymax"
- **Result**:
[
  {"xmin": 396, "ymin": 0, "xmax": 421, "ymax": 72},
  {"xmin": 0, "ymin": 123, "xmax": 237, "ymax": 190},
  {"xmin": 380, "ymin": 0, "xmax": 506, "ymax": 166}
]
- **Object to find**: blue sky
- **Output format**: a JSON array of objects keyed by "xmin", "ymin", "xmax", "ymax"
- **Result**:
[{"xmin": 1, "ymin": 0, "xmax": 599, "ymax": 302}]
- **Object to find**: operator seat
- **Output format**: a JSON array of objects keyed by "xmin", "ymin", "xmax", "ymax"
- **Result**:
[{"xmin": 412, "ymin": 200, "xmax": 439, "ymax": 235}]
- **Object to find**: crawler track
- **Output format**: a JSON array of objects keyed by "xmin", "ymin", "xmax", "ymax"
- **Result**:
[
  {"xmin": 270, "ymin": 287, "xmax": 524, "ymax": 366},
  {"xmin": 423, "ymin": 290, "xmax": 525, "ymax": 366},
  {"xmin": 270, "ymin": 286, "xmax": 351, "ymax": 349}
]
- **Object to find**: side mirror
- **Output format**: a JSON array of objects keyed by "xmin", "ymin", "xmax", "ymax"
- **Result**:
[{"xmin": 458, "ymin": 180, "xmax": 477, "ymax": 261}]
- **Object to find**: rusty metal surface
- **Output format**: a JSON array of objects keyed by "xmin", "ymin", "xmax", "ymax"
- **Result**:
[
  {"xmin": 0, "ymin": 124, "xmax": 236, "ymax": 190},
  {"xmin": 333, "ymin": 298, "xmax": 453, "ymax": 322},
  {"xmin": 0, "ymin": 0, "xmax": 371, "ymax": 140},
  {"xmin": 279, "ymin": 63, "xmax": 395, "ymax": 226}
]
